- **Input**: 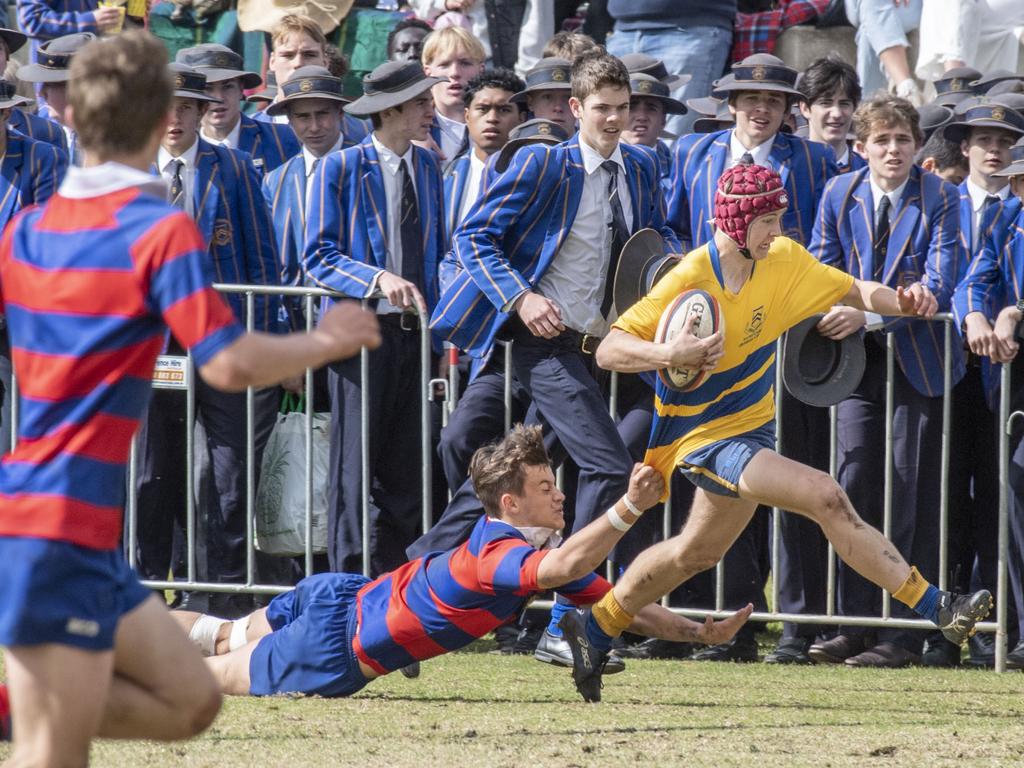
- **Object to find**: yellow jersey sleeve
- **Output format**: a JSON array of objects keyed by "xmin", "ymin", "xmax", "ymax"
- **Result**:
[{"xmin": 777, "ymin": 239, "xmax": 855, "ymax": 324}]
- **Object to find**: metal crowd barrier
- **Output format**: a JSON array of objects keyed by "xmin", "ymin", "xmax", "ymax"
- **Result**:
[{"xmin": 45, "ymin": 283, "xmax": 1005, "ymax": 672}]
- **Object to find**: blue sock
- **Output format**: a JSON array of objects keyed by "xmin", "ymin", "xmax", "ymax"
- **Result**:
[
  {"xmin": 912, "ymin": 584, "xmax": 942, "ymax": 624},
  {"xmin": 547, "ymin": 600, "xmax": 570, "ymax": 637},
  {"xmin": 584, "ymin": 611, "xmax": 614, "ymax": 653}
]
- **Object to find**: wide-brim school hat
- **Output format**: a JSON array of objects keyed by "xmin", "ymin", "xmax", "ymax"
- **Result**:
[
  {"xmin": 345, "ymin": 61, "xmax": 445, "ymax": 117},
  {"xmin": 0, "ymin": 27, "xmax": 26, "ymax": 56},
  {"xmin": 493, "ymin": 118, "xmax": 569, "ymax": 173},
  {"xmin": 611, "ymin": 228, "xmax": 680, "ymax": 315},
  {"xmin": 266, "ymin": 66, "xmax": 350, "ymax": 116},
  {"xmin": 17, "ymin": 32, "xmax": 96, "ymax": 83},
  {"xmin": 629, "ymin": 73, "xmax": 686, "ymax": 114},
  {"xmin": 692, "ymin": 98, "xmax": 734, "ymax": 133},
  {"xmin": 782, "ymin": 314, "xmax": 866, "ymax": 407},
  {"xmin": 169, "ymin": 63, "xmax": 222, "ymax": 103},
  {"xmin": 918, "ymin": 103, "xmax": 954, "ymax": 143},
  {"xmin": 0, "ymin": 79, "xmax": 32, "ymax": 110},
  {"xmin": 943, "ymin": 100, "xmax": 1024, "ymax": 144},
  {"xmin": 176, "ymin": 44, "xmax": 262, "ymax": 90},
  {"xmin": 714, "ymin": 54, "xmax": 802, "ymax": 98},
  {"xmin": 510, "ymin": 57, "xmax": 572, "ymax": 103},
  {"xmin": 993, "ymin": 136, "xmax": 1024, "ymax": 178},
  {"xmin": 971, "ymin": 70, "xmax": 1024, "ymax": 94},
  {"xmin": 932, "ymin": 66, "xmax": 982, "ymax": 107},
  {"xmin": 247, "ymin": 72, "xmax": 278, "ymax": 103},
  {"xmin": 620, "ymin": 52, "xmax": 691, "ymax": 89}
]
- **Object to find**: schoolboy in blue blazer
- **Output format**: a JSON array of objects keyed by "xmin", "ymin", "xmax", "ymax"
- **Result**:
[
  {"xmin": 428, "ymin": 50, "xmax": 681, "ymax": 647},
  {"xmin": 807, "ymin": 94, "xmax": 963, "ymax": 668},
  {"xmin": 303, "ymin": 61, "xmax": 446, "ymax": 576},
  {"xmin": 136, "ymin": 66, "xmax": 283, "ymax": 615},
  {"xmin": 667, "ymin": 54, "xmax": 837, "ymax": 252}
]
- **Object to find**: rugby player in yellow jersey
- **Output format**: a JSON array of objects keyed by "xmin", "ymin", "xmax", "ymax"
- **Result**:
[{"xmin": 557, "ymin": 162, "xmax": 994, "ymax": 702}]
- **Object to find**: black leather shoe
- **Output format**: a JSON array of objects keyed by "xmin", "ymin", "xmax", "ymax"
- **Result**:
[
  {"xmin": 510, "ymin": 625, "xmax": 543, "ymax": 655},
  {"xmin": 764, "ymin": 636, "xmax": 812, "ymax": 665},
  {"xmin": 1006, "ymin": 640, "xmax": 1024, "ymax": 670},
  {"xmin": 690, "ymin": 634, "xmax": 758, "ymax": 663},
  {"xmin": 533, "ymin": 629, "xmax": 625, "ymax": 673},
  {"xmin": 921, "ymin": 633, "xmax": 961, "ymax": 668},
  {"xmin": 615, "ymin": 638, "xmax": 695, "ymax": 660},
  {"xmin": 493, "ymin": 623, "xmax": 520, "ymax": 654},
  {"xmin": 845, "ymin": 641, "xmax": 920, "ymax": 668},
  {"xmin": 808, "ymin": 633, "xmax": 874, "ymax": 664},
  {"xmin": 964, "ymin": 632, "xmax": 995, "ymax": 669}
]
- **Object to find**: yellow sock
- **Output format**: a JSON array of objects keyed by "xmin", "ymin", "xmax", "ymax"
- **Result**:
[
  {"xmin": 592, "ymin": 590, "xmax": 634, "ymax": 638},
  {"xmin": 892, "ymin": 565, "xmax": 930, "ymax": 607}
]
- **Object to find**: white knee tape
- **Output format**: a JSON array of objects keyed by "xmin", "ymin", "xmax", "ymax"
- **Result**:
[
  {"xmin": 229, "ymin": 617, "xmax": 250, "ymax": 652},
  {"xmin": 188, "ymin": 615, "xmax": 228, "ymax": 657}
]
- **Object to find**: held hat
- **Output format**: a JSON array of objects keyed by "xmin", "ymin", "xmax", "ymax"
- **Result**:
[
  {"xmin": 344, "ymin": 60, "xmax": 445, "ymax": 117},
  {"xmin": 629, "ymin": 73, "xmax": 686, "ymax": 114},
  {"xmin": 0, "ymin": 79, "xmax": 31, "ymax": 110},
  {"xmin": 714, "ymin": 163, "xmax": 789, "ymax": 256},
  {"xmin": 493, "ymin": 118, "xmax": 569, "ymax": 173},
  {"xmin": 0, "ymin": 27, "xmax": 26, "ymax": 56},
  {"xmin": 714, "ymin": 54, "xmax": 802, "ymax": 98},
  {"xmin": 510, "ymin": 57, "xmax": 572, "ymax": 103},
  {"xmin": 266, "ymin": 65, "xmax": 350, "ymax": 116},
  {"xmin": 175, "ymin": 44, "xmax": 262, "ymax": 89},
  {"xmin": 17, "ymin": 32, "xmax": 96, "ymax": 83},
  {"xmin": 610, "ymin": 228, "xmax": 680, "ymax": 315},
  {"xmin": 620, "ymin": 52, "xmax": 691, "ymax": 89},
  {"xmin": 168, "ymin": 63, "xmax": 222, "ymax": 103},
  {"xmin": 782, "ymin": 314, "xmax": 866, "ymax": 407}
]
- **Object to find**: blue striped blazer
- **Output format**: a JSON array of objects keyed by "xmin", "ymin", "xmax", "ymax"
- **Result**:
[
  {"xmin": 956, "ymin": 181, "xmax": 1010, "ymax": 281},
  {"xmin": 430, "ymin": 135, "xmax": 682, "ymax": 360},
  {"xmin": 186, "ymin": 139, "xmax": 282, "ymax": 333},
  {"xmin": 808, "ymin": 164, "xmax": 965, "ymax": 397},
  {"xmin": 952, "ymin": 196, "xmax": 1023, "ymax": 408},
  {"xmin": 0, "ymin": 129, "xmax": 67, "ymax": 231},
  {"xmin": 262, "ymin": 153, "xmax": 306, "ymax": 289},
  {"xmin": 667, "ymin": 129, "xmax": 837, "ymax": 250},
  {"xmin": 236, "ymin": 113, "xmax": 300, "ymax": 174},
  {"xmin": 9, "ymin": 109, "xmax": 67, "ymax": 152},
  {"xmin": 303, "ymin": 134, "xmax": 446, "ymax": 312}
]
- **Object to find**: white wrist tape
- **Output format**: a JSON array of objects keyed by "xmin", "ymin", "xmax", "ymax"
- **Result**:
[
  {"xmin": 229, "ymin": 617, "xmax": 250, "ymax": 651},
  {"xmin": 188, "ymin": 615, "xmax": 228, "ymax": 657},
  {"xmin": 606, "ymin": 506, "xmax": 633, "ymax": 532},
  {"xmin": 621, "ymin": 495, "xmax": 643, "ymax": 517}
]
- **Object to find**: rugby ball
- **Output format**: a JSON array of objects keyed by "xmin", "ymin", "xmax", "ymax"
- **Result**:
[{"xmin": 654, "ymin": 289, "xmax": 723, "ymax": 392}]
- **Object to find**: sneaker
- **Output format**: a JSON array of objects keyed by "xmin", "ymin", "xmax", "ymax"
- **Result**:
[
  {"xmin": 558, "ymin": 608, "xmax": 608, "ymax": 703},
  {"xmin": 936, "ymin": 590, "xmax": 993, "ymax": 646},
  {"xmin": 533, "ymin": 629, "xmax": 625, "ymax": 673}
]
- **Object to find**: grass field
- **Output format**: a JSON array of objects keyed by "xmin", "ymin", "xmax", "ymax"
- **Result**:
[{"xmin": 10, "ymin": 638, "xmax": 1022, "ymax": 768}]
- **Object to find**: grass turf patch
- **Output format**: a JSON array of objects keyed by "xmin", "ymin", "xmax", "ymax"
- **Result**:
[{"xmin": 7, "ymin": 640, "xmax": 1022, "ymax": 767}]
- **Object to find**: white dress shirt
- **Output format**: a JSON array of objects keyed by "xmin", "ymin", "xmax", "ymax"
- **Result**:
[
  {"xmin": 201, "ymin": 117, "xmax": 242, "ymax": 150},
  {"xmin": 435, "ymin": 111, "xmax": 467, "ymax": 164},
  {"xmin": 730, "ymin": 130, "xmax": 774, "ymax": 167},
  {"xmin": 303, "ymin": 134, "xmax": 346, "ymax": 207},
  {"xmin": 534, "ymin": 138, "xmax": 634, "ymax": 336},
  {"xmin": 869, "ymin": 176, "xmax": 909, "ymax": 226},
  {"xmin": 456, "ymin": 149, "xmax": 488, "ymax": 225},
  {"xmin": 965, "ymin": 177, "xmax": 1009, "ymax": 251},
  {"xmin": 371, "ymin": 132, "xmax": 417, "ymax": 314},
  {"xmin": 157, "ymin": 138, "xmax": 200, "ymax": 219}
]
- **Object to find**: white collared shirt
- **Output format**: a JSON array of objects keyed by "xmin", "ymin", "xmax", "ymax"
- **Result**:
[
  {"xmin": 371, "ymin": 132, "xmax": 417, "ymax": 314},
  {"xmin": 456, "ymin": 149, "xmax": 488, "ymax": 225},
  {"xmin": 157, "ymin": 138, "xmax": 200, "ymax": 219},
  {"xmin": 966, "ymin": 177, "xmax": 1010, "ymax": 250},
  {"xmin": 835, "ymin": 145, "xmax": 850, "ymax": 168},
  {"xmin": 869, "ymin": 176, "xmax": 909, "ymax": 226},
  {"xmin": 201, "ymin": 116, "xmax": 242, "ymax": 150},
  {"xmin": 435, "ymin": 111, "xmax": 467, "ymax": 163},
  {"xmin": 60, "ymin": 161, "xmax": 168, "ymax": 200},
  {"xmin": 729, "ymin": 130, "xmax": 773, "ymax": 167},
  {"xmin": 302, "ymin": 134, "xmax": 346, "ymax": 207},
  {"xmin": 534, "ymin": 137, "xmax": 634, "ymax": 336}
]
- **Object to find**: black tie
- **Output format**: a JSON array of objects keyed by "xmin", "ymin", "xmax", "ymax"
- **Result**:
[
  {"xmin": 398, "ymin": 159, "xmax": 424, "ymax": 292},
  {"xmin": 976, "ymin": 194, "xmax": 1001, "ymax": 250},
  {"xmin": 873, "ymin": 194, "xmax": 891, "ymax": 283},
  {"xmin": 739, "ymin": 151, "xmax": 755, "ymax": 166},
  {"xmin": 168, "ymin": 159, "xmax": 185, "ymax": 209},
  {"xmin": 601, "ymin": 160, "xmax": 630, "ymax": 318}
]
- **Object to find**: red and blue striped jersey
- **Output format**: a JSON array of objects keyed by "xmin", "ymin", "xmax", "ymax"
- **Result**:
[
  {"xmin": 0, "ymin": 166, "xmax": 243, "ymax": 550},
  {"xmin": 353, "ymin": 515, "xmax": 611, "ymax": 674}
]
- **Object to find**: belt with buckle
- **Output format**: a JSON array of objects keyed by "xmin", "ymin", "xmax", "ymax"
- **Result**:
[
  {"xmin": 378, "ymin": 312, "xmax": 421, "ymax": 331},
  {"xmin": 560, "ymin": 328, "xmax": 602, "ymax": 355}
]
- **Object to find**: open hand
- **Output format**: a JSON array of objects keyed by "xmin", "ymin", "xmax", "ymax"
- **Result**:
[
  {"xmin": 817, "ymin": 305, "xmax": 866, "ymax": 340},
  {"xmin": 896, "ymin": 282, "xmax": 937, "ymax": 318}
]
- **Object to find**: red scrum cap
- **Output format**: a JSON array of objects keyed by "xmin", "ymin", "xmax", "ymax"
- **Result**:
[{"xmin": 714, "ymin": 162, "xmax": 789, "ymax": 257}]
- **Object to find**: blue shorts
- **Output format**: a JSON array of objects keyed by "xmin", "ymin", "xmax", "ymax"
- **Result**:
[
  {"xmin": 0, "ymin": 537, "xmax": 152, "ymax": 651},
  {"xmin": 249, "ymin": 573, "xmax": 371, "ymax": 698},
  {"xmin": 679, "ymin": 422, "xmax": 776, "ymax": 497}
]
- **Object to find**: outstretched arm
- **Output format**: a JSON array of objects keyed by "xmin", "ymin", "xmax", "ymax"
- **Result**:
[{"xmin": 841, "ymin": 278, "xmax": 938, "ymax": 319}]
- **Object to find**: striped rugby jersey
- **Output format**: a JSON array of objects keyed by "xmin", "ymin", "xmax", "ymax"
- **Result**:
[
  {"xmin": 353, "ymin": 515, "xmax": 610, "ymax": 674},
  {"xmin": 0, "ymin": 163, "xmax": 243, "ymax": 550},
  {"xmin": 614, "ymin": 236, "xmax": 853, "ymax": 483}
]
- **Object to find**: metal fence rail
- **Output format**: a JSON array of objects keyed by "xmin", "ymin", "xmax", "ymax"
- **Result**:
[{"xmin": 93, "ymin": 287, "xmax": 1014, "ymax": 671}]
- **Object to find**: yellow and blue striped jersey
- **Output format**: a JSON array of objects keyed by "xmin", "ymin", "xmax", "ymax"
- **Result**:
[{"xmin": 613, "ymin": 236, "xmax": 854, "ymax": 481}]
